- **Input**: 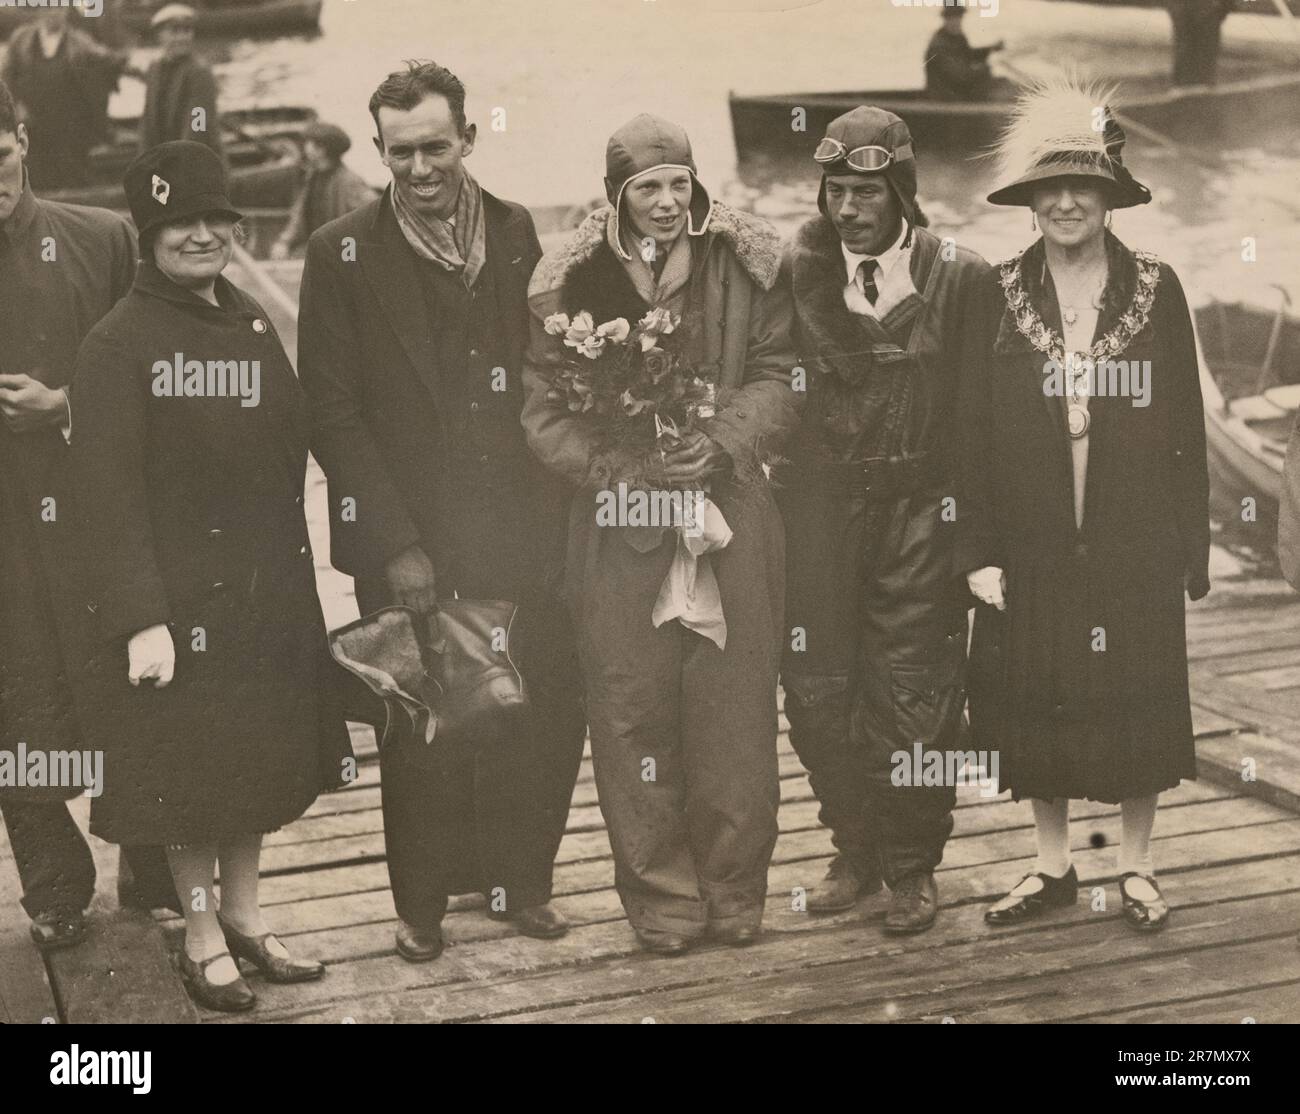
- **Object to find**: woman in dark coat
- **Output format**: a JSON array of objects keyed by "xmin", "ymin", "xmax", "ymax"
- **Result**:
[
  {"xmin": 71, "ymin": 142, "xmax": 351, "ymax": 1011},
  {"xmin": 956, "ymin": 78, "xmax": 1210, "ymax": 933}
]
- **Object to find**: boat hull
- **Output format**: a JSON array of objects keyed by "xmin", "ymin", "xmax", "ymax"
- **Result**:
[
  {"xmin": 1195, "ymin": 302, "xmax": 1296, "ymax": 508},
  {"xmin": 729, "ymin": 72, "xmax": 1300, "ymax": 177},
  {"xmin": 43, "ymin": 106, "xmax": 315, "ymax": 211},
  {"xmin": 0, "ymin": 1, "xmax": 322, "ymax": 40}
]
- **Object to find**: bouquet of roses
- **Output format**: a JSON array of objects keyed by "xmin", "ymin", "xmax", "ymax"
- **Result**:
[{"xmin": 542, "ymin": 307, "xmax": 718, "ymax": 468}]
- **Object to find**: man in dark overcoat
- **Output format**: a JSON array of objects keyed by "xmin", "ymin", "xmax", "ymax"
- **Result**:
[
  {"xmin": 0, "ymin": 79, "xmax": 176, "ymax": 951},
  {"xmin": 297, "ymin": 61, "xmax": 586, "ymax": 961},
  {"xmin": 138, "ymin": 5, "xmax": 223, "ymax": 158},
  {"xmin": 778, "ymin": 107, "xmax": 992, "ymax": 934},
  {"xmin": 0, "ymin": 7, "xmax": 127, "ymax": 190}
]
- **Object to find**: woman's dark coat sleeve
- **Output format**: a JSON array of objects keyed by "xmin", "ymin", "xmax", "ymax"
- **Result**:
[
  {"xmin": 71, "ymin": 331, "xmax": 171, "ymax": 642},
  {"xmin": 953, "ymin": 268, "xmax": 1005, "ymax": 575},
  {"xmin": 1159, "ymin": 265, "xmax": 1211, "ymax": 597}
]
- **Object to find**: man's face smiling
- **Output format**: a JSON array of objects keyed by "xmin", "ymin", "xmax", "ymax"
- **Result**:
[
  {"xmin": 374, "ymin": 95, "xmax": 475, "ymax": 221},
  {"xmin": 0, "ymin": 126, "xmax": 30, "ymax": 225},
  {"xmin": 824, "ymin": 173, "xmax": 903, "ymax": 257}
]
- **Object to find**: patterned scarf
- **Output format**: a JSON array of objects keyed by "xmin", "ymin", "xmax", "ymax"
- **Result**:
[
  {"xmin": 392, "ymin": 170, "xmax": 486, "ymax": 290},
  {"xmin": 612, "ymin": 215, "xmax": 693, "ymax": 313}
]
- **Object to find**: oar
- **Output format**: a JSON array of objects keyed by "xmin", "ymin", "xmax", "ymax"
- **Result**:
[{"xmin": 1254, "ymin": 284, "xmax": 1293, "ymax": 395}]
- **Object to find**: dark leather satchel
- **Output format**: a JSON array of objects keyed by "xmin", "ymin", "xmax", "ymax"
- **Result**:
[{"xmin": 328, "ymin": 600, "xmax": 529, "ymax": 750}]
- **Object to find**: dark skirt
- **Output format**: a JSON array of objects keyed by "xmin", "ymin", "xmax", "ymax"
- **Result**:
[
  {"xmin": 82, "ymin": 559, "xmax": 350, "ymax": 846},
  {"xmin": 966, "ymin": 551, "xmax": 1196, "ymax": 804}
]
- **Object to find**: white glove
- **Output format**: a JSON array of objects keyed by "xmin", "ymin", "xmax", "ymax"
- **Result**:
[
  {"xmin": 967, "ymin": 566, "xmax": 1007, "ymax": 611},
  {"xmin": 127, "ymin": 623, "xmax": 176, "ymax": 688}
]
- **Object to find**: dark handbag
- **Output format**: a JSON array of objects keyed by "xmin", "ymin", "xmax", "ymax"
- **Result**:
[{"xmin": 328, "ymin": 600, "xmax": 529, "ymax": 750}]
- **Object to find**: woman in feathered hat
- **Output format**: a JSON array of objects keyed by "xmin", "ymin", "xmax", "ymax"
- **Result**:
[
  {"xmin": 955, "ymin": 77, "xmax": 1210, "ymax": 933},
  {"xmin": 522, "ymin": 114, "xmax": 799, "ymax": 955}
]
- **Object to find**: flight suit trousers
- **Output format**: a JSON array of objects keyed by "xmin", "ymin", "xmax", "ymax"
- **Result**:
[
  {"xmin": 781, "ymin": 489, "xmax": 966, "ymax": 887},
  {"xmin": 572, "ymin": 484, "xmax": 784, "ymax": 939}
]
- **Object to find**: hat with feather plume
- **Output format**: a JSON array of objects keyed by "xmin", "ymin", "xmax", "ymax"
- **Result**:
[{"xmin": 986, "ymin": 75, "xmax": 1151, "ymax": 209}]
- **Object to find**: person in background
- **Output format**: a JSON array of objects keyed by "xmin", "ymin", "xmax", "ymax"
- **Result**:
[
  {"xmin": 1166, "ymin": 0, "xmax": 1234, "ymax": 88},
  {"xmin": 270, "ymin": 122, "xmax": 377, "ymax": 260},
  {"xmin": 71, "ymin": 141, "xmax": 351, "ymax": 1012},
  {"xmin": 138, "ymin": 4, "xmax": 223, "ymax": 158},
  {"xmin": 778, "ymin": 107, "xmax": 990, "ymax": 933},
  {"xmin": 0, "ymin": 77, "xmax": 177, "ymax": 953},
  {"xmin": 958, "ymin": 77, "xmax": 1209, "ymax": 934},
  {"xmin": 924, "ymin": 7, "xmax": 1004, "ymax": 102},
  {"xmin": 0, "ymin": 7, "xmax": 127, "ymax": 190},
  {"xmin": 298, "ymin": 61, "xmax": 587, "ymax": 963},
  {"xmin": 522, "ymin": 113, "xmax": 799, "ymax": 955}
]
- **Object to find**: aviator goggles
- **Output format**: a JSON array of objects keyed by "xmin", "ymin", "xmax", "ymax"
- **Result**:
[{"xmin": 813, "ymin": 137, "xmax": 913, "ymax": 172}]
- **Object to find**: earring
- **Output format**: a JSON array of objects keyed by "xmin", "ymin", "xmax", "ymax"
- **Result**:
[
  {"xmin": 1031, "ymin": 212, "xmax": 1038, "ymax": 231},
  {"xmin": 1105, "ymin": 212, "xmax": 1113, "ymax": 229}
]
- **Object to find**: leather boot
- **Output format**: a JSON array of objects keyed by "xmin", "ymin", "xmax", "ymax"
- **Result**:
[
  {"xmin": 806, "ymin": 853, "xmax": 882, "ymax": 914},
  {"xmin": 883, "ymin": 872, "xmax": 939, "ymax": 934},
  {"xmin": 499, "ymin": 902, "xmax": 570, "ymax": 940},
  {"xmin": 395, "ymin": 919, "xmax": 444, "ymax": 962},
  {"xmin": 634, "ymin": 929, "xmax": 694, "ymax": 956}
]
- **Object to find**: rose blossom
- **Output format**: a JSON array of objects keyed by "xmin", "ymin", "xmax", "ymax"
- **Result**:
[
  {"xmin": 577, "ymin": 334, "xmax": 606, "ymax": 360},
  {"xmin": 543, "ymin": 312, "xmax": 571, "ymax": 336},
  {"xmin": 563, "ymin": 310, "xmax": 595, "ymax": 347},
  {"xmin": 596, "ymin": 317, "xmax": 630, "ymax": 344}
]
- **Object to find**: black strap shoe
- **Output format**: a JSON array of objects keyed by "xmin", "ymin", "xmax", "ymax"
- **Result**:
[
  {"xmin": 219, "ymin": 916, "xmax": 325, "ymax": 983},
  {"xmin": 176, "ymin": 951, "xmax": 256, "ymax": 1013},
  {"xmin": 1120, "ymin": 873, "xmax": 1169, "ymax": 933},
  {"xmin": 985, "ymin": 865, "xmax": 1078, "ymax": 925}
]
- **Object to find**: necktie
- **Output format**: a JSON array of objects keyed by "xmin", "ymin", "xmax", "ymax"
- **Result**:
[{"xmin": 857, "ymin": 259, "xmax": 879, "ymax": 307}]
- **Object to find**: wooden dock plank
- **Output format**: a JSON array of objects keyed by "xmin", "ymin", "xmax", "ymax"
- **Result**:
[
  {"xmin": 46, "ymin": 799, "xmax": 197, "ymax": 1025},
  {"xmin": 211, "ymin": 811, "xmax": 1300, "ymax": 1023},
  {"xmin": 247, "ymin": 852, "xmax": 1300, "ymax": 1025},
  {"xmin": 0, "ymin": 816, "xmax": 59, "ymax": 1024}
]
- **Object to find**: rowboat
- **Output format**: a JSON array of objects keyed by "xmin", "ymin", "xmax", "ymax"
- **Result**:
[
  {"xmin": 45, "ymin": 105, "xmax": 316, "ymax": 211},
  {"xmin": 1034, "ymin": 0, "xmax": 1300, "ymax": 16},
  {"xmin": 729, "ymin": 69, "xmax": 1300, "ymax": 176},
  {"xmin": 1196, "ymin": 291, "xmax": 1299, "ymax": 506},
  {"xmin": 0, "ymin": 0, "xmax": 323, "ymax": 39}
]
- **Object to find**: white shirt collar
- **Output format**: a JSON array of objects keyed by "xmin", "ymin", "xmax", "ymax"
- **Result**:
[{"xmin": 841, "ymin": 221, "xmax": 910, "ymax": 286}]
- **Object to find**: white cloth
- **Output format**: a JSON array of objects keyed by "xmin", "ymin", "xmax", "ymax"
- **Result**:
[
  {"xmin": 1030, "ymin": 796, "xmax": 1072, "ymax": 879},
  {"xmin": 651, "ymin": 497, "xmax": 733, "ymax": 650},
  {"xmin": 840, "ymin": 222, "xmax": 914, "ymax": 319},
  {"xmin": 1118, "ymin": 793, "xmax": 1159, "ymax": 878},
  {"xmin": 1062, "ymin": 312, "xmax": 1099, "ymax": 530}
]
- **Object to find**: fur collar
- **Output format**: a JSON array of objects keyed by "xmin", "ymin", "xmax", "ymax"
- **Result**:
[
  {"xmin": 788, "ymin": 215, "xmax": 927, "ymax": 383},
  {"xmin": 529, "ymin": 202, "xmax": 782, "ymax": 298}
]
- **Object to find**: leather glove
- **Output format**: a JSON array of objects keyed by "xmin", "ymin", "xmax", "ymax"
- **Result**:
[
  {"xmin": 127, "ymin": 623, "xmax": 175, "ymax": 688},
  {"xmin": 967, "ymin": 565, "xmax": 1007, "ymax": 611}
]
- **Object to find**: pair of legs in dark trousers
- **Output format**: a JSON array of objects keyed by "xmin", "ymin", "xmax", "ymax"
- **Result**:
[
  {"xmin": 572, "ymin": 486, "xmax": 784, "ymax": 940},
  {"xmin": 782, "ymin": 490, "xmax": 965, "ymax": 887},
  {"xmin": 2, "ymin": 800, "xmax": 179, "ymax": 918},
  {"xmin": 358, "ymin": 578, "xmax": 586, "ymax": 928}
]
